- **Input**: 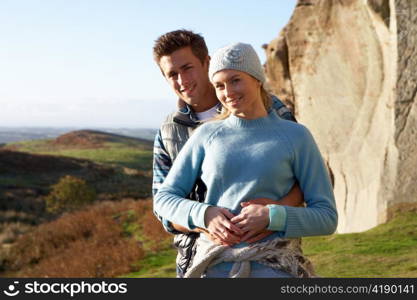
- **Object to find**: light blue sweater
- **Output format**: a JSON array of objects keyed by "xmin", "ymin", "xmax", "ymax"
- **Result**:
[{"xmin": 154, "ymin": 110, "xmax": 337, "ymax": 240}]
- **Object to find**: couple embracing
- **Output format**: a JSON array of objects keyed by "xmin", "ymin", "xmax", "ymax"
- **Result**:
[{"xmin": 152, "ymin": 30, "xmax": 337, "ymax": 278}]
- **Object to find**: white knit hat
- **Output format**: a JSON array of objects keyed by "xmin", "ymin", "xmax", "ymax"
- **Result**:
[{"xmin": 209, "ymin": 42, "xmax": 265, "ymax": 84}]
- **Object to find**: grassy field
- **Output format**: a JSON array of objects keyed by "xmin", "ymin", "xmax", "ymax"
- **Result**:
[
  {"xmin": 6, "ymin": 139, "xmax": 153, "ymax": 171},
  {"xmin": 123, "ymin": 210, "xmax": 417, "ymax": 278},
  {"xmin": 304, "ymin": 211, "xmax": 417, "ymax": 277},
  {"xmin": 123, "ymin": 249, "xmax": 177, "ymax": 278}
]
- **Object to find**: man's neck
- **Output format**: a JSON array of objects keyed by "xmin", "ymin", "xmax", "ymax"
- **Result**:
[{"xmin": 195, "ymin": 104, "xmax": 219, "ymax": 122}]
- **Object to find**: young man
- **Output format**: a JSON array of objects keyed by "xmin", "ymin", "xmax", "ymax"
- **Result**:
[{"xmin": 152, "ymin": 30, "xmax": 302, "ymax": 277}]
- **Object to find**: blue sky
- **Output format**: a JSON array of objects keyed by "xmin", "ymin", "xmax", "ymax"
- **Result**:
[{"xmin": 0, "ymin": 0, "xmax": 296, "ymax": 128}]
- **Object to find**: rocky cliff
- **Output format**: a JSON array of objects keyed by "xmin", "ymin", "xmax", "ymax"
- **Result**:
[{"xmin": 265, "ymin": 0, "xmax": 416, "ymax": 233}]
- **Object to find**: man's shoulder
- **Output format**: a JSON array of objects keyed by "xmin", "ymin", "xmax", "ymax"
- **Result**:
[
  {"xmin": 160, "ymin": 111, "xmax": 178, "ymax": 126},
  {"xmin": 158, "ymin": 112, "xmax": 190, "ymax": 133},
  {"xmin": 160, "ymin": 105, "xmax": 201, "ymax": 129},
  {"xmin": 271, "ymin": 95, "xmax": 296, "ymax": 122}
]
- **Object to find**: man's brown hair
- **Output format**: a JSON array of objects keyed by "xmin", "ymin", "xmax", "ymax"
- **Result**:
[{"xmin": 153, "ymin": 29, "xmax": 208, "ymax": 65}]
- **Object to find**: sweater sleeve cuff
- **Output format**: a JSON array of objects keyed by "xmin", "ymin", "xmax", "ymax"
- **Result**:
[
  {"xmin": 266, "ymin": 204, "xmax": 287, "ymax": 231},
  {"xmin": 189, "ymin": 203, "xmax": 211, "ymax": 230}
]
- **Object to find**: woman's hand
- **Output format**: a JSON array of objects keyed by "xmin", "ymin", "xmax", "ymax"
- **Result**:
[
  {"xmin": 204, "ymin": 206, "xmax": 244, "ymax": 246},
  {"xmin": 230, "ymin": 202, "xmax": 270, "ymax": 242},
  {"xmin": 197, "ymin": 228, "xmax": 231, "ymax": 246}
]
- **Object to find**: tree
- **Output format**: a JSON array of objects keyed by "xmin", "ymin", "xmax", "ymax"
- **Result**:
[{"xmin": 45, "ymin": 175, "xmax": 96, "ymax": 213}]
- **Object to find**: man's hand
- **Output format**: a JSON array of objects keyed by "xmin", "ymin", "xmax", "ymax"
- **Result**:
[
  {"xmin": 204, "ymin": 206, "xmax": 243, "ymax": 246},
  {"xmin": 171, "ymin": 223, "xmax": 232, "ymax": 246},
  {"xmin": 279, "ymin": 182, "xmax": 304, "ymax": 207},
  {"xmin": 195, "ymin": 228, "xmax": 231, "ymax": 246},
  {"xmin": 244, "ymin": 230, "xmax": 274, "ymax": 243}
]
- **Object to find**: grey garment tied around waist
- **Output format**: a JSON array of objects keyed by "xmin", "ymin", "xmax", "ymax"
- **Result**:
[{"xmin": 184, "ymin": 236, "xmax": 317, "ymax": 278}]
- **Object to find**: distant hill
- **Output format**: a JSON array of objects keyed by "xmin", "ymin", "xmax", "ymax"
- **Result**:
[
  {"xmin": 0, "ymin": 127, "xmax": 71, "ymax": 145},
  {"xmin": 0, "ymin": 127, "xmax": 157, "ymax": 145},
  {"xmin": 4, "ymin": 129, "xmax": 153, "ymax": 155},
  {"xmin": 52, "ymin": 130, "xmax": 153, "ymax": 149},
  {"xmin": 51, "ymin": 130, "xmax": 153, "ymax": 150}
]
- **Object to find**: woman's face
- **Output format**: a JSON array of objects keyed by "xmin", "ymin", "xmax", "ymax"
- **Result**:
[{"xmin": 212, "ymin": 69, "xmax": 265, "ymax": 119}]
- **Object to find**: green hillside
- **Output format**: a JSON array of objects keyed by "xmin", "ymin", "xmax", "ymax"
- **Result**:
[
  {"xmin": 1, "ymin": 130, "xmax": 153, "ymax": 197},
  {"xmin": 0, "ymin": 130, "xmax": 154, "ymax": 251},
  {"xmin": 304, "ymin": 210, "xmax": 417, "ymax": 277},
  {"xmin": 4, "ymin": 129, "xmax": 153, "ymax": 171}
]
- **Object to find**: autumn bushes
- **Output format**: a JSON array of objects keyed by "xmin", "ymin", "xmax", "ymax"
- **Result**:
[
  {"xmin": 0, "ymin": 134, "xmax": 160, "ymax": 277},
  {"xmin": 1, "ymin": 198, "xmax": 171, "ymax": 277}
]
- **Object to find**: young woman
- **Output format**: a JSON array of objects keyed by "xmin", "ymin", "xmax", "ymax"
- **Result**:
[{"xmin": 154, "ymin": 42, "xmax": 337, "ymax": 278}]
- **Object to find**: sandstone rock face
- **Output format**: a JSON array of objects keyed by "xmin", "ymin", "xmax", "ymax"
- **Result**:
[{"xmin": 265, "ymin": 0, "xmax": 416, "ymax": 233}]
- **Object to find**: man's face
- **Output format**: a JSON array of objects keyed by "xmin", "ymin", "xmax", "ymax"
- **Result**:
[{"xmin": 159, "ymin": 47, "xmax": 210, "ymax": 107}]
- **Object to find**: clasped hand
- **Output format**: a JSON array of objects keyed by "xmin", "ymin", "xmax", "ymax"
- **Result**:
[{"xmin": 203, "ymin": 198, "xmax": 273, "ymax": 246}]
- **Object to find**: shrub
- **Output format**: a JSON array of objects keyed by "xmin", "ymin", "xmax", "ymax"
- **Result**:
[
  {"xmin": 113, "ymin": 200, "xmax": 171, "ymax": 252},
  {"xmin": 141, "ymin": 208, "xmax": 171, "ymax": 252},
  {"xmin": 0, "ymin": 222, "xmax": 32, "ymax": 245},
  {"xmin": 2, "ymin": 200, "xmax": 146, "ymax": 277},
  {"xmin": 45, "ymin": 175, "xmax": 96, "ymax": 213}
]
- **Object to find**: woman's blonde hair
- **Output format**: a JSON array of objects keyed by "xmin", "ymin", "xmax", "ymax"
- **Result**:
[{"xmin": 214, "ymin": 85, "xmax": 272, "ymax": 120}]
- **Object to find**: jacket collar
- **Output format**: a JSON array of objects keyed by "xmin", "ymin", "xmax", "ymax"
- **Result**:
[{"xmin": 173, "ymin": 102, "xmax": 222, "ymax": 128}]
